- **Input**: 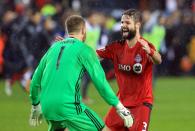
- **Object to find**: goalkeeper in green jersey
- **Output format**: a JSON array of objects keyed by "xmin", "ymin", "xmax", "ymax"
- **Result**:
[{"xmin": 29, "ymin": 15, "xmax": 133, "ymax": 131}]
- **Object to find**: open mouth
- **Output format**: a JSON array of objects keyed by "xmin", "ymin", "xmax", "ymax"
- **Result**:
[
  {"xmin": 122, "ymin": 28, "xmax": 129, "ymax": 36},
  {"xmin": 122, "ymin": 28, "xmax": 129, "ymax": 33},
  {"xmin": 122, "ymin": 28, "xmax": 129, "ymax": 32}
]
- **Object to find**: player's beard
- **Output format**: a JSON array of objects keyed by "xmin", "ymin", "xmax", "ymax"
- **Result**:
[
  {"xmin": 127, "ymin": 29, "xmax": 136, "ymax": 40},
  {"xmin": 121, "ymin": 26, "xmax": 136, "ymax": 40}
]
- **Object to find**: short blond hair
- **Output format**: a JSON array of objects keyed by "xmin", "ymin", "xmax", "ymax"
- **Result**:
[{"xmin": 65, "ymin": 15, "xmax": 85, "ymax": 34}]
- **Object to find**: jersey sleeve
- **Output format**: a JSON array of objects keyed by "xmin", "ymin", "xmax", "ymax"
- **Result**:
[
  {"xmin": 80, "ymin": 46, "xmax": 119, "ymax": 106},
  {"xmin": 96, "ymin": 44, "xmax": 114, "ymax": 59},
  {"xmin": 29, "ymin": 51, "xmax": 48, "ymax": 105}
]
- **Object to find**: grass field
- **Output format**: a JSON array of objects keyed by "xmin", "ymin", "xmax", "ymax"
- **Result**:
[{"xmin": 0, "ymin": 77, "xmax": 195, "ymax": 131}]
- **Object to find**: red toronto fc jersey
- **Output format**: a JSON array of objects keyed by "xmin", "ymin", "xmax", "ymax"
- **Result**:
[{"xmin": 96, "ymin": 39, "xmax": 155, "ymax": 107}]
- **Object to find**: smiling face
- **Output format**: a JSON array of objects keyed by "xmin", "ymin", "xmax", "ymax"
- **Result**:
[{"xmin": 121, "ymin": 15, "xmax": 137, "ymax": 40}]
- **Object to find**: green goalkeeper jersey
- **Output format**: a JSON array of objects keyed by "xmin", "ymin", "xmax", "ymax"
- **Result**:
[{"xmin": 30, "ymin": 37, "xmax": 119, "ymax": 121}]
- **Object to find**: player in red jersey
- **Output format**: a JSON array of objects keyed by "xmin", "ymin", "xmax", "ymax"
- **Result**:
[{"xmin": 96, "ymin": 9, "xmax": 162, "ymax": 131}]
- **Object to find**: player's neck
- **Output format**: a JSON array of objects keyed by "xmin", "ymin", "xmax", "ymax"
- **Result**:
[
  {"xmin": 126, "ymin": 34, "xmax": 140, "ymax": 48},
  {"xmin": 69, "ymin": 34, "xmax": 83, "ymax": 42}
]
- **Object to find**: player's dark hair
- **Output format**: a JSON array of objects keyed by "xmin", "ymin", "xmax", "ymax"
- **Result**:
[
  {"xmin": 65, "ymin": 15, "xmax": 85, "ymax": 34},
  {"xmin": 122, "ymin": 9, "xmax": 141, "ymax": 23}
]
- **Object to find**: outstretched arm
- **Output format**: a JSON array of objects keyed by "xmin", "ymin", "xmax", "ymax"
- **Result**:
[{"xmin": 29, "ymin": 52, "xmax": 48, "ymax": 127}]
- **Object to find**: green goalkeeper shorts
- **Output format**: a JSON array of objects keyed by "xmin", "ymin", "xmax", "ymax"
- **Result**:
[{"xmin": 47, "ymin": 108, "xmax": 105, "ymax": 131}]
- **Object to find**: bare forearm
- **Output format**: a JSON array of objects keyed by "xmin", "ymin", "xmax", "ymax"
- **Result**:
[{"xmin": 151, "ymin": 51, "xmax": 162, "ymax": 64}]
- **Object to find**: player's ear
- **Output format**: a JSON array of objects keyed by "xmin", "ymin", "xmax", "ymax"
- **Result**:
[
  {"xmin": 81, "ymin": 25, "xmax": 86, "ymax": 42},
  {"xmin": 136, "ymin": 22, "xmax": 141, "ymax": 29},
  {"xmin": 81, "ymin": 25, "xmax": 86, "ymax": 35}
]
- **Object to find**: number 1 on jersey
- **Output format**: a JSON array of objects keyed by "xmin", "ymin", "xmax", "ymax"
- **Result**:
[{"xmin": 56, "ymin": 46, "xmax": 65, "ymax": 70}]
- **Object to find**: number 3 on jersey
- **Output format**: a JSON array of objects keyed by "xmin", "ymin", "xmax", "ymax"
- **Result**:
[
  {"xmin": 142, "ymin": 122, "xmax": 147, "ymax": 131},
  {"xmin": 56, "ymin": 46, "xmax": 65, "ymax": 70}
]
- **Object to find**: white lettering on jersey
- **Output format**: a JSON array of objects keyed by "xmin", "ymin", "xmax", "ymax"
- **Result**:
[{"xmin": 118, "ymin": 64, "xmax": 131, "ymax": 71}]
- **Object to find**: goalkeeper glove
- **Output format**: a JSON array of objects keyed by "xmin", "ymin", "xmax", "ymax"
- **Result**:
[
  {"xmin": 29, "ymin": 103, "xmax": 43, "ymax": 126},
  {"xmin": 115, "ymin": 101, "xmax": 133, "ymax": 128}
]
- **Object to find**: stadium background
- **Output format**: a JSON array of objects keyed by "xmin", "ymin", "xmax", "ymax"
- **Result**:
[{"xmin": 0, "ymin": 0, "xmax": 195, "ymax": 131}]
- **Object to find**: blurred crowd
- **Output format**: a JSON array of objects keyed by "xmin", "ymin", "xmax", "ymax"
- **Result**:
[{"xmin": 0, "ymin": 0, "xmax": 195, "ymax": 96}]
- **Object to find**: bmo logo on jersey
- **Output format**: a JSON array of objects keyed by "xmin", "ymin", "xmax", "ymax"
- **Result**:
[
  {"xmin": 118, "ymin": 63, "xmax": 142, "ymax": 74},
  {"xmin": 118, "ymin": 64, "xmax": 131, "ymax": 71}
]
